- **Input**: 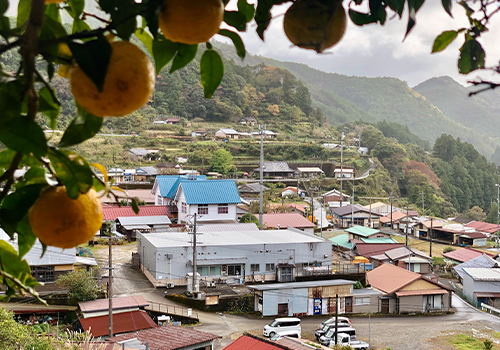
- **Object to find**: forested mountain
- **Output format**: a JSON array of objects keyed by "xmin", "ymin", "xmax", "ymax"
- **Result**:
[{"xmin": 216, "ymin": 42, "xmax": 500, "ymax": 159}]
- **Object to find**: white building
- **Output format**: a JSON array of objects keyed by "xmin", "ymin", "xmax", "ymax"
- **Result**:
[{"xmin": 137, "ymin": 228, "xmax": 332, "ymax": 287}]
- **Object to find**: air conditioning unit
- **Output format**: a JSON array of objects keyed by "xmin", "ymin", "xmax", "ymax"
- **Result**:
[{"xmin": 166, "ymin": 282, "xmax": 174, "ymax": 289}]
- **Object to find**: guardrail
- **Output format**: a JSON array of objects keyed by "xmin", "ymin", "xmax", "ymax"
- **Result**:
[
  {"xmin": 146, "ymin": 301, "xmax": 199, "ymax": 320},
  {"xmin": 481, "ymin": 303, "xmax": 500, "ymax": 316}
]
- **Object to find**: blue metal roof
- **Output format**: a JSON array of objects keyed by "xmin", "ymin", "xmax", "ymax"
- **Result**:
[
  {"xmin": 181, "ymin": 180, "xmax": 241, "ymax": 204},
  {"xmin": 156, "ymin": 175, "xmax": 207, "ymax": 198}
]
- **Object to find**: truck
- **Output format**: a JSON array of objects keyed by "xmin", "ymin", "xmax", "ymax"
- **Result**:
[{"xmin": 329, "ymin": 333, "xmax": 370, "ymax": 350}]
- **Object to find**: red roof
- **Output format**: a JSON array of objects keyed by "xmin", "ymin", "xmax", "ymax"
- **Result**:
[
  {"xmin": 465, "ymin": 221, "xmax": 499, "ymax": 234},
  {"xmin": 462, "ymin": 232, "xmax": 487, "ymax": 239},
  {"xmin": 355, "ymin": 243, "xmax": 404, "ymax": 257},
  {"xmin": 107, "ymin": 325, "xmax": 220, "ymax": 350},
  {"xmin": 443, "ymin": 247, "xmax": 495, "ymax": 263},
  {"xmin": 102, "ymin": 205, "xmax": 171, "ymax": 221},
  {"xmin": 262, "ymin": 213, "xmax": 315, "ymax": 229},
  {"xmin": 79, "ymin": 296, "xmax": 149, "ymax": 313},
  {"xmin": 79, "ymin": 310, "xmax": 157, "ymax": 337},
  {"xmin": 223, "ymin": 335, "xmax": 284, "ymax": 350}
]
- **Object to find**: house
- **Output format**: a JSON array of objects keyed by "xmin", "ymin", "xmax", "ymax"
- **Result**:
[
  {"xmin": 465, "ymin": 221, "xmax": 499, "ymax": 237},
  {"xmin": 412, "ymin": 219, "xmax": 443, "ymax": 238},
  {"xmin": 443, "ymin": 247, "xmax": 495, "ymax": 264},
  {"xmin": 155, "ymin": 162, "xmax": 181, "ymax": 174},
  {"xmin": 224, "ymin": 333, "xmax": 330, "ymax": 350},
  {"xmin": 281, "ymin": 186, "xmax": 305, "ymax": 198},
  {"xmin": 116, "ymin": 216, "xmax": 172, "ymax": 239},
  {"xmin": 334, "ymin": 167, "xmax": 355, "ymax": 179},
  {"xmin": 262, "ymin": 213, "xmax": 316, "ymax": 234},
  {"xmin": 329, "ymin": 234, "xmax": 353, "ymax": 252},
  {"xmin": 215, "ymin": 128, "xmax": 241, "ymax": 139},
  {"xmin": 107, "ymin": 168, "xmax": 124, "ymax": 182},
  {"xmin": 331, "ymin": 205, "xmax": 382, "ymax": 228},
  {"xmin": 152, "ymin": 175, "xmax": 207, "ymax": 206},
  {"xmin": 363, "ymin": 202, "xmax": 419, "ymax": 216},
  {"xmin": 248, "ymin": 279, "xmax": 358, "ymax": 317},
  {"xmin": 323, "ymin": 189, "xmax": 350, "ymax": 208},
  {"xmin": 354, "ymin": 242, "xmax": 405, "ymax": 258},
  {"xmin": 252, "ymin": 130, "xmax": 278, "ymax": 139},
  {"xmin": 369, "ymin": 246, "xmax": 433, "ymax": 273},
  {"xmin": 296, "ymin": 167, "xmax": 324, "ymax": 177},
  {"xmin": 367, "ymin": 263, "xmax": 452, "ymax": 314},
  {"xmin": 175, "ymin": 179, "xmax": 241, "ymax": 223},
  {"xmin": 166, "ymin": 117, "xmax": 180, "ymax": 124},
  {"xmin": 79, "ymin": 296, "xmax": 149, "ymax": 318},
  {"xmin": 135, "ymin": 166, "xmax": 159, "ymax": 181},
  {"xmin": 454, "ymin": 254, "xmax": 500, "ymax": 283},
  {"xmin": 102, "ymin": 205, "xmax": 171, "ymax": 222},
  {"xmin": 191, "ymin": 130, "xmax": 207, "ymax": 137},
  {"xmin": 197, "ymin": 223, "xmax": 259, "ymax": 233},
  {"xmin": 458, "ymin": 231, "xmax": 488, "ymax": 247},
  {"xmin": 106, "ymin": 324, "xmax": 221, "ymax": 350},
  {"xmin": 254, "ymin": 161, "xmax": 295, "ymax": 178},
  {"xmin": 358, "ymin": 147, "xmax": 369, "ymax": 155},
  {"xmin": 137, "ymin": 228, "xmax": 332, "ymax": 286},
  {"xmin": 345, "ymin": 226, "xmax": 388, "ymax": 241},
  {"xmin": 238, "ymin": 183, "xmax": 269, "ymax": 195},
  {"xmin": 462, "ymin": 268, "xmax": 500, "ymax": 308},
  {"xmin": 127, "ymin": 148, "xmax": 149, "ymax": 161},
  {"xmin": 176, "ymin": 156, "xmax": 188, "ymax": 164}
]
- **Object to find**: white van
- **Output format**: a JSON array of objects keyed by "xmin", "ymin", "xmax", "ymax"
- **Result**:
[{"xmin": 263, "ymin": 317, "xmax": 301, "ymax": 338}]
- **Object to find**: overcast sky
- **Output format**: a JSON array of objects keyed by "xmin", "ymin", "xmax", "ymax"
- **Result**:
[{"xmin": 7, "ymin": 0, "xmax": 500, "ymax": 87}]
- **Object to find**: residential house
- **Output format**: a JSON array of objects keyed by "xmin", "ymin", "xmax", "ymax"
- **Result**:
[
  {"xmin": 107, "ymin": 168, "xmax": 124, "ymax": 182},
  {"xmin": 364, "ymin": 202, "xmax": 419, "ymax": 216},
  {"xmin": 191, "ymin": 130, "xmax": 207, "ymax": 137},
  {"xmin": 454, "ymin": 254, "xmax": 500, "ymax": 283},
  {"xmin": 443, "ymin": 247, "xmax": 495, "ymax": 264},
  {"xmin": 254, "ymin": 161, "xmax": 295, "ymax": 178},
  {"xmin": 106, "ymin": 324, "xmax": 221, "ymax": 350},
  {"xmin": 137, "ymin": 228, "xmax": 332, "ymax": 286},
  {"xmin": 152, "ymin": 175, "xmax": 207, "ymax": 206},
  {"xmin": 369, "ymin": 246, "xmax": 433, "ymax": 273},
  {"xmin": 465, "ymin": 221, "xmax": 499, "ymax": 237},
  {"xmin": 127, "ymin": 148, "xmax": 149, "ymax": 161},
  {"xmin": 329, "ymin": 234, "xmax": 354, "ymax": 253},
  {"xmin": 462, "ymin": 268, "xmax": 500, "ymax": 308},
  {"xmin": 116, "ymin": 216, "xmax": 172, "ymax": 239},
  {"xmin": 102, "ymin": 205, "xmax": 171, "ymax": 222},
  {"xmin": 262, "ymin": 213, "xmax": 316, "ymax": 234},
  {"xmin": 135, "ymin": 166, "xmax": 159, "ymax": 182},
  {"xmin": 79, "ymin": 296, "xmax": 149, "ymax": 318},
  {"xmin": 224, "ymin": 333, "xmax": 331, "ymax": 350},
  {"xmin": 238, "ymin": 183, "xmax": 269, "ymax": 196},
  {"xmin": 412, "ymin": 219, "xmax": 443, "ymax": 238},
  {"xmin": 358, "ymin": 147, "xmax": 369, "ymax": 155},
  {"xmin": 252, "ymin": 130, "xmax": 278, "ymax": 139},
  {"xmin": 334, "ymin": 167, "xmax": 355, "ymax": 179},
  {"xmin": 296, "ymin": 167, "xmax": 324, "ymax": 177},
  {"xmin": 323, "ymin": 189, "xmax": 350, "ymax": 208},
  {"xmin": 80, "ymin": 310, "xmax": 157, "ymax": 337},
  {"xmin": 345, "ymin": 226, "xmax": 388, "ymax": 241},
  {"xmin": 166, "ymin": 117, "xmax": 180, "ymax": 124},
  {"xmin": 281, "ymin": 186, "xmax": 305, "ymax": 198},
  {"xmin": 353, "ymin": 242, "xmax": 405, "ymax": 259},
  {"xmin": 156, "ymin": 162, "xmax": 181, "ymax": 174},
  {"xmin": 197, "ymin": 223, "xmax": 259, "ymax": 233},
  {"xmin": 174, "ymin": 179, "xmax": 241, "ymax": 223},
  {"xmin": 322, "ymin": 143, "xmax": 340, "ymax": 150},
  {"xmin": 331, "ymin": 205, "xmax": 382, "ymax": 228},
  {"xmin": 176, "ymin": 156, "xmax": 188, "ymax": 164},
  {"xmin": 215, "ymin": 128, "xmax": 241, "ymax": 139},
  {"xmin": 367, "ymin": 263, "xmax": 452, "ymax": 314},
  {"xmin": 458, "ymin": 231, "xmax": 488, "ymax": 247}
]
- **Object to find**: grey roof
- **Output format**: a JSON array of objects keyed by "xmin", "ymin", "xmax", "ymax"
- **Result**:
[
  {"xmin": 138, "ymin": 228, "xmax": 327, "ymax": 248},
  {"xmin": 462, "ymin": 267, "xmax": 500, "ymax": 281},
  {"xmin": 238, "ymin": 183, "xmax": 269, "ymax": 193},
  {"xmin": 129, "ymin": 148, "xmax": 149, "ymax": 156},
  {"xmin": 454, "ymin": 254, "xmax": 499, "ymax": 280},
  {"xmin": 197, "ymin": 223, "xmax": 259, "ymax": 232},
  {"xmin": 331, "ymin": 204, "xmax": 371, "ymax": 217},
  {"xmin": 117, "ymin": 216, "xmax": 172, "ymax": 225},
  {"xmin": 137, "ymin": 166, "xmax": 158, "ymax": 175},
  {"xmin": 352, "ymin": 288, "xmax": 384, "ymax": 296},
  {"xmin": 217, "ymin": 128, "xmax": 239, "ymax": 134},
  {"xmin": 248, "ymin": 279, "xmax": 355, "ymax": 291},
  {"xmin": 255, "ymin": 161, "xmax": 294, "ymax": 173},
  {"xmin": 75, "ymin": 256, "xmax": 98, "ymax": 266},
  {"xmin": 384, "ymin": 246, "xmax": 432, "ymax": 261}
]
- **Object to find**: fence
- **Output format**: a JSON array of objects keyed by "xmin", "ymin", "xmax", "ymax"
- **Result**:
[
  {"xmin": 300, "ymin": 263, "xmax": 370, "ymax": 276},
  {"xmin": 481, "ymin": 303, "xmax": 500, "ymax": 316}
]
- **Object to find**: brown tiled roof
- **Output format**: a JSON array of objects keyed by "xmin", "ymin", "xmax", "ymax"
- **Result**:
[
  {"xmin": 443, "ymin": 247, "xmax": 495, "ymax": 263},
  {"xmin": 262, "ymin": 213, "xmax": 316, "ymax": 229},
  {"xmin": 355, "ymin": 243, "xmax": 404, "ymax": 257},
  {"xmin": 367, "ymin": 263, "xmax": 421, "ymax": 294},
  {"xmin": 465, "ymin": 221, "xmax": 499, "ymax": 234},
  {"xmin": 223, "ymin": 334, "xmax": 284, "ymax": 349},
  {"xmin": 102, "ymin": 205, "xmax": 171, "ymax": 221},
  {"xmin": 79, "ymin": 310, "xmax": 157, "ymax": 337},
  {"xmin": 107, "ymin": 325, "xmax": 221, "ymax": 350},
  {"xmin": 79, "ymin": 296, "xmax": 148, "ymax": 313}
]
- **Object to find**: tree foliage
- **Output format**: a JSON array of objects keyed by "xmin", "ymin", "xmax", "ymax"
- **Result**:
[
  {"xmin": 209, "ymin": 148, "xmax": 236, "ymax": 175},
  {"xmin": 55, "ymin": 270, "xmax": 99, "ymax": 303}
]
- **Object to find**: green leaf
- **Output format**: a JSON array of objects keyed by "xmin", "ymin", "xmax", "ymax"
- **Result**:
[
  {"xmin": 432, "ymin": 30, "xmax": 458, "ymax": 53},
  {"xmin": 100, "ymin": 0, "xmax": 138, "ymax": 40},
  {"xmin": 17, "ymin": 216, "xmax": 36, "ymax": 259},
  {"xmin": 200, "ymin": 49, "xmax": 224, "ymax": 98},
  {"xmin": 141, "ymin": 0, "xmax": 161, "ymax": 39},
  {"xmin": 0, "ymin": 81, "xmax": 23, "ymax": 123},
  {"xmin": 69, "ymin": 0, "xmax": 85, "ymax": 18},
  {"xmin": 38, "ymin": 87, "xmax": 61, "ymax": 129},
  {"xmin": 47, "ymin": 149, "xmax": 94, "ymax": 199},
  {"xmin": 224, "ymin": 10, "xmax": 247, "ymax": 32},
  {"xmin": 386, "ymin": 0, "xmax": 404, "ymax": 17},
  {"xmin": 459, "ymin": 0, "xmax": 474, "ymax": 16},
  {"xmin": 69, "ymin": 36, "xmax": 112, "ymax": 92},
  {"xmin": 170, "ymin": 44, "xmax": 198, "ymax": 73},
  {"xmin": 58, "ymin": 103, "xmax": 103, "ymax": 147},
  {"xmin": 0, "ymin": 15, "xmax": 11, "ymax": 39},
  {"xmin": 17, "ymin": 0, "xmax": 30, "ymax": 27},
  {"xmin": 47, "ymin": 62, "xmax": 55, "ymax": 81},
  {"xmin": 0, "ymin": 118, "xmax": 48, "ymax": 158},
  {"xmin": 153, "ymin": 36, "xmax": 179, "ymax": 74},
  {"xmin": 237, "ymin": 0, "xmax": 255, "ymax": 22},
  {"xmin": 0, "ymin": 183, "xmax": 47, "ymax": 236},
  {"xmin": 458, "ymin": 39, "xmax": 485, "ymax": 74},
  {"xmin": 131, "ymin": 197, "xmax": 140, "ymax": 214},
  {"xmin": 349, "ymin": 9, "xmax": 377, "ymax": 26},
  {"xmin": 0, "ymin": 149, "xmax": 17, "ymax": 168},
  {"xmin": 405, "ymin": 0, "xmax": 424, "ymax": 38},
  {"xmin": 255, "ymin": 0, "xmax": 287, "ymax": 40},
  {"xmin": 45, "ymin": 4, "xmax": 62, "ymax": 23},
  {"xmin": 72, "ymin": 18, "xmax": 91, "ymax": 34},
  {"xmin": 92, "ymin": 177, "xmax": 105, "ymax": 193},
  {"xmin": 218, "ymin": 29, "xmax": 245, "ymax": 59},
  {"xmin": 0, "ymin": 0, "xmax": 8, "ymax": 15},
  {"xmin": 0, "ymin": 241, "xmax": 41, "ymax": 297},
  {"xmin": 43, "ymin": 15, "xmax": 67, "ymax": 38},
  {"xmin": 135, "ymin": 27, "xmax": 153, "ymax": 56},
  {"xmin": 442, "ymin": 0, "xmax": 453, "ymax": 17}
]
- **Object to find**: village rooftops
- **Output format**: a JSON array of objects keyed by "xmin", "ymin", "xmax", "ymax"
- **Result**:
[
  {"xmin": 153, "ymin": 175, "xmax": 207, "ymax": 198},
  {"xmin": 197, "ymin": 223, "xmax": 259, "ymax": 232},
  {"xmin": 454, "ymin": 254, "xmax": 499, "ymax": 280},
  {"xmin": 329, "ymin": 234, "xmax": 353, "ymax": 249},
  {"xmin": 139, "ymin": 228, "xmax": 327, "ymax": 248},
  {"xmin": 79, "ymin": 295, "xmax": 149, "ymax": 313},
  {"xmin": 79, "ymin": 310, "xmax": 156, "ymax": 337},
  {"xmin": 248, "ymin": 279, "xmax": 355, "ymax": 291},
  {"xmin": 465, "ymin": 221, "xmax": 500, "ymax": 234},
  {"xmin": 345, "ymin": 225, "xmax": 381, "ymax": 237},
  {"xmin": 128, "ymin": 148, "xmax": 149, "ymax": 156},
  {"xmin": 443, "ymin": 247, "xmax": 495, "ymax": 263},
  {"xmin": 254, "ymin": 161, "xmax": 294, "ymax": 173},
  {"xmin": 102, "ymin": 205, "xmax": 171, "ymax": 221},
  {"xmin": 262, "ymin": 212, "xmax": 316, "ymax": 229},
  {"xmin": 462, "ymin": 268, "xmax": 500, "ymax": 281},
  {"xmin": 331, "ymin": 204, "xmax": 380, "ymax": 217},
  {"xmin": 117, "ymin": 216, "xmax": 172, "ymax": 226},
  {"xmin": 367, "ymin": 263, "xmax": 421, "ymax": 294},
  {"xmin": 178, "ymin": 179, "xmax": 241, "ymax": 204}
]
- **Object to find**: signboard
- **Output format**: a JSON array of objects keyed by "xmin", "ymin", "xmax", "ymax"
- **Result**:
[{"xmin": 314, "ymin": 298, "xmax": 322, "ymax": 315}]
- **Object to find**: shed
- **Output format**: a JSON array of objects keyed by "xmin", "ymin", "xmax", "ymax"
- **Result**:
[
  {"xmin": 79, "ymin": 310, "xmax": 157, "ymax": 337},
  {"xmin": 462, "ymin": 268, "xmax": 500, "ymax": 308}
]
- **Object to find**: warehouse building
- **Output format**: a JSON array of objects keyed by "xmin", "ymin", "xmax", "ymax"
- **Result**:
[{"xmin": 137, "ymin": 228, "xmax": 331, "ymax": 287}]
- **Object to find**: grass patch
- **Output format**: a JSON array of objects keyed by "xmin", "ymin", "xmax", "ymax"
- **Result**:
[{"xmin": 449, "ymin": 334, "xmax": 498, "ymax": 350}]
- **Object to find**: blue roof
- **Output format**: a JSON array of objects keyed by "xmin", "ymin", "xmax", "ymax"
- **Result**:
[
  {"xmin": 156, "ymin": 175, "xmax": 207, "ymax": 198},
  {"xmin": 181, "ymin": 180, "xmax": 241, "ymax": 204}
]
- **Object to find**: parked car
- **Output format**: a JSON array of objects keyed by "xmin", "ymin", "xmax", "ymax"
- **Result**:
[
  {"xmin": 263, "ymin": 317, "xmax": 301, "ymax": 339},
  {"xmin": 329, "ymin": 333, "xmax": 369, "ymax": 349},
  {"xmin": 315, "ymin": 321, "xmax": 351, "ymax": 340},
  {"xmin": 318, "ymin": 316, "xmax": 351, "ymax": 329},
  {"xmin": 319, "ymin": 326, "xmax": 356, "ymax": 346}
]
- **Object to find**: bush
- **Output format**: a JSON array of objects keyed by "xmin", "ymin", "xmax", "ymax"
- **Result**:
[
  {"xmin": 443, "ymin": 246, "xmax": 455, "ymax": 253},
  {"xmin": 55, "ymin": 270, "xmax": 99, "ymax": 303}
]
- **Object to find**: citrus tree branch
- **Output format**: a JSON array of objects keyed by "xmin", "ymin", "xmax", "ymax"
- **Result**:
[
  {"xmin": 0, "ymin": 268, "xmax": 46, "ymax": 305},
  {"xmin": 0, "ymin": 152, "xmax": 23, "ymax": 202}
]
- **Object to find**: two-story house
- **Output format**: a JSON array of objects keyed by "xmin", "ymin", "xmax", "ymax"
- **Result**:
[
  {"xmin": 152, "ymin": 175, "xmax": 207, "ymax": 206},
  {"xmin": 175, "ymin": 179, "xmax": 241, "ymax": 223}
]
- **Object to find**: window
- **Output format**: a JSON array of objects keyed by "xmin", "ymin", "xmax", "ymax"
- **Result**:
[
  {"xmin": 181, "ymin": 202, "xmax": 186, "ymax": 213},
  {"xmin": 353, "ymin": 218, "xmax": 364, "ymax": 226},
  {"xmin": 198, "ymin": 204, "xmax": 208, "ymax": 215},
  {"xmin": 31, "ymin": 266, "xmax": 54, "ymax": 282},
  {"xmin": 355, "ymin": 297, "xmax": 370, "ymax": 305},
  {"xmin": 266, "ymin": 263, "xmax": 275, "ymax": 271},
  {"xmin": 251, "ymin": 264, "xmax": 260, "ymax": 272},
  {"xmin": 227, "ymin": 265, "xmax": 242, "ymax": 276},
  {"xmin": 197, "ymin": 266, "xmax": 222, "ymax": 276},
  {"xmin": 218, "ymin": 204, "xmax": 228, "ymax": 214}
]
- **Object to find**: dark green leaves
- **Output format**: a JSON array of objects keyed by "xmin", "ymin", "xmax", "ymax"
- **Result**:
[
  {"xmin": 47, "ymin": 149, "xmax": 94, "ymax": 199},
  {"xmin": 432, "ymin": 30, "xmax": 459, "ymax": 53},
  {"xmin": 153, "ymin": 36, "xmax": 179, "ymax": 74},
  {"xmin": 68, "ymin": 0, "xmax": 85, "ymax": 19},
  {"xmin": 170, "ymin": 44, "xmax": 198, "ymax": 73},
  {"xmin": 100, "ymin": 0, "xmax": 137, "ymax": 40},
  {"xmin": 200, "ymin": 48, "xmax": 224, "ymax": 98},
  {"xmin": 0, "ymin": 118, "xmax": 47, "ymax": 158},
  {"xmin": 68, "ymin": 36, "xmax": 112, "ymax": 92},
  {"xmin": 59, "ymin": 104, "xmax": 103, "ymax": 147},
  {"xmin": 17, "ymin": 0, "xmax": 30, "ymax": 27},
  {"xmin": 238, "ymin": 0, "xmax": 255, "ymax": 22},
  {"xmin": 38, "ymin": 87, "xmax": 61, "ymax": 129},
  {"xmin": 255, "ymin": 0, "xmax": 287, "ymax": 40},
  {"xmin": 442, "ymin": 0, "xmax": 453, "ymax": 17},
  {"xmin": 348, "ymin": 9, "xmax": 378, "ymax": 26},
  {"xmin": 458, "ymin": 39, "xmax": 485, "ymax": 74},
  {"xmin": 224, "ymin": 11, "xmax": 248, "ymax": 32},
  {"xmin": 218, "ymin": 29, "xmax": 245, "ymax": 59}
]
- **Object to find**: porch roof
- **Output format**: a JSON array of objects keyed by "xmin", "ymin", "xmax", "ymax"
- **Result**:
[{"xmin": 395, "ymin": 289, "xmax": 448, "ymax": 296}]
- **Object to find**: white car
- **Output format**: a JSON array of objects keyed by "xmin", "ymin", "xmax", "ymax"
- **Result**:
[{"xmin": 263, "ymin": 317, "xmax": 301, "ymax": 338}]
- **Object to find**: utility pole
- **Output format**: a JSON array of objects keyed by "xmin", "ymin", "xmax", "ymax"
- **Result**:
[
  {"xmin": 421, "ymin": 191, "xmax": 425, "ymax": 216},
  {"xmin": 192, "ymin": 214, "xmax": 198, "ymax": 294},
  {"xmin": 108, "ymin": 234, "xmax": 113, "ymax": 337},
  {"xmin": 351, "ymin": 178, "xmax": 355, "ymax": 227},
  {"xmin": 429, "ymin": 218, "xmax": 433, "ymax": 257},
  {"xmin": 259, "ymin": 125, "xmax": 265, "ymax": 228},
  {"xmin": 390, "ymin": 178, "xmax": 393, "ymax": 230},
  {"xmin": 334, "ymin": 293, "xmax": 339, "ymax": 346},
  {"xmin": 404, "ymin": 206, "xmax": 410, "ymax": 246},
  {"xmin": 339, "ymin": 132, "xmax": 345, "ymax": 207}
]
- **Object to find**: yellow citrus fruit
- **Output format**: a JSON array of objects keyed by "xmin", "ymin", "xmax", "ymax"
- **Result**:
[
  {"xmin": 70, "ymin": 41, "xmax": 155, "ymax": 117},
  {"xmin": 159, "ymin": 0, "xmax": 224, "ymax": 44},
  {"xmin": 29, "ymin": 186, "xmax": 103, "ymax": 249},
  {"xmin": 58, "ymin": 43, "xmax": 72, "ymax": 60},
  {"xmin": 283, "ymin": 0, "xmax": 347, "ymax": 53}
]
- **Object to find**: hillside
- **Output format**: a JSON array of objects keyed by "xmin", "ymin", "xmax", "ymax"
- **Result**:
[{"xmin": 216, "ymin": 42, "xmax": 500, "ymax": 158}]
